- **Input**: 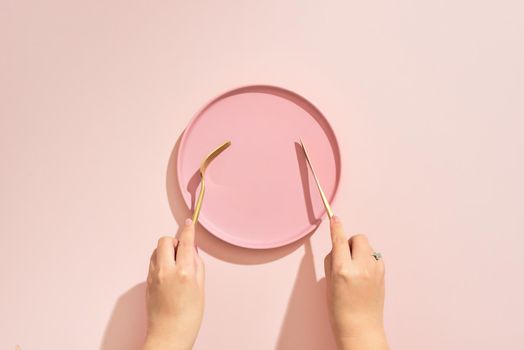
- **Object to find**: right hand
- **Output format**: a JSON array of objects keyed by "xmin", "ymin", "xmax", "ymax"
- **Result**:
[{"xmin": 324, "ymin": 216, "xmax": 388, "ymax": 350}]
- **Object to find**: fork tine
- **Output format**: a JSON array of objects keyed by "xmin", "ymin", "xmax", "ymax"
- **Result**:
[
  {"xmin": 200, "ymin": 140, "xmax": 231, "ymax": 171},
  {"xmin": 192, "ymin": 140, "xmax": 231, "ymax": 223}
]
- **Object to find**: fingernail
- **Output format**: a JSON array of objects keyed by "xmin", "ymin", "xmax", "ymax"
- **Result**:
[
  {"xmin": 331, "ymin": 216, "xmax": 340, "ymax": 223},
  {"xmin": 185, "ymin": 218, "xmax": 193, "ymax": 226}
]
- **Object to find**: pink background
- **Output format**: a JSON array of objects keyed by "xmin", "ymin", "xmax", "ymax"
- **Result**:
[{"xmin": 1, "ymin": 1, "xmax": 523, "ymax": 349}]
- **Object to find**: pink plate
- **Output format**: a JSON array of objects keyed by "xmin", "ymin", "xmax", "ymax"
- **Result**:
[{"xmin": 177, "ymin": 85, "xmax": 341, "ymax": 249}]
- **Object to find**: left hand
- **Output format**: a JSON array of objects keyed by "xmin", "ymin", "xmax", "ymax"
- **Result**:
[{"xmin": 143, "ymin": 219, "xmax": 205, "ymax": 350}]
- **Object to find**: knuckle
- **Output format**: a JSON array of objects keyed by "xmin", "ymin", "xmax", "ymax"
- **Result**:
[
  {"xmin": 361, "ymin": 268, "xmax": 373, "ymax": 280},
  {"xmin": 332, "ymin": 265, "xmax": 374, "ymax": 282},
  {"xmin": 332, "ymin": 264, "xmax": 351, "ymax": 280},
  {"xmin": 157, "ymin": 236, "xmax": 171, "ymax": 245},
  {"xmin": 175, "ymin": 268, "xmax": 191, "ymax": 281},
  {"xmin": 155, "ymin": 268, "xmax": 168, "ymax": 282},
  {"xmin": 354, "ymin": 268, "xmax": 373, "ymax": 281},
  {"xmin": 351, "ymin": 234, "xmax": 368, "ymax": 242}
]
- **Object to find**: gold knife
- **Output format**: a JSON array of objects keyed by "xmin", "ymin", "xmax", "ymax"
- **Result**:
[{"xmin": 299, "ymin": 138, "xmax": 334, "ymax": 219}]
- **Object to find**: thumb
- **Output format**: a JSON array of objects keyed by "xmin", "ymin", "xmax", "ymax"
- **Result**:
[
  {"xmin": 178, "ymin": 218, "xmax": 195, "ymax": 246},
  {"xmin": 176, "ymin": 218, "xmax": 196, "ymax": 267}
]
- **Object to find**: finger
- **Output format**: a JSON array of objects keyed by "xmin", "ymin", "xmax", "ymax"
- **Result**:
[
  {"xmin": 149, "ymin": 249, "xmax": 157, "ymax": 274},
  {"xmin": 172, "ymin": 237, "xmax": 179, "ymax": 260},
  {"xmin": 195, "ymin": 253, "xmax": 205, "ymax": 286},
  {"xmin": 323, "ymin": 253, "xmax": 332, "ymax": 281},
  {"xmin": 149, "ymin": 248, "xmax": 157, "ymax": 264},
  {"xmin": 176, "ymin": 218, "xmax": 196, "ymax": 268},
  {"xmin": 156, "ymin": 236, "xmax": 177, "ymax": 266},
  {"xmin": 349, "ymin": 234, "xmax": 374, "ymax": 263},
  {"xmin": 330, "ymin": 216, "xmax": 351, "ymax": 267}
]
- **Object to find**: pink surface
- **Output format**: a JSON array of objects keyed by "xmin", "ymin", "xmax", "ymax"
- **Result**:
[
  {"xmin": 177, "ymin": 86, "xmax": 340, "ymax": 248},
  {"xmin": 1, "ymin": 1, "xmax": 524, "ymax": 350}
]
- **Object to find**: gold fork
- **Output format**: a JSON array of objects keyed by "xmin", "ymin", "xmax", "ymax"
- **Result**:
[{"xmin": 192, "ymin": 140, "xmax": 232, "ymax": 223}]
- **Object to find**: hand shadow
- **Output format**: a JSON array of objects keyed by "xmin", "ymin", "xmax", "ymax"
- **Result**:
[
  {"xmin": 100, "ymin": 283, "xmax": 147, "ymax": 350},
  {"xmin": 275, "ymin": 239, "xmax": 337, "ymax": 350}
]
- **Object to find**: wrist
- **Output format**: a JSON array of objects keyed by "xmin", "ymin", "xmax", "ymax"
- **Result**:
[
  {"xmin": 337, "ymin": 325, "xmax": 388, "ymax": 350},
  {"xmin": 143, "ymin": 330, "xmax": 192, "ymax": 350}
]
